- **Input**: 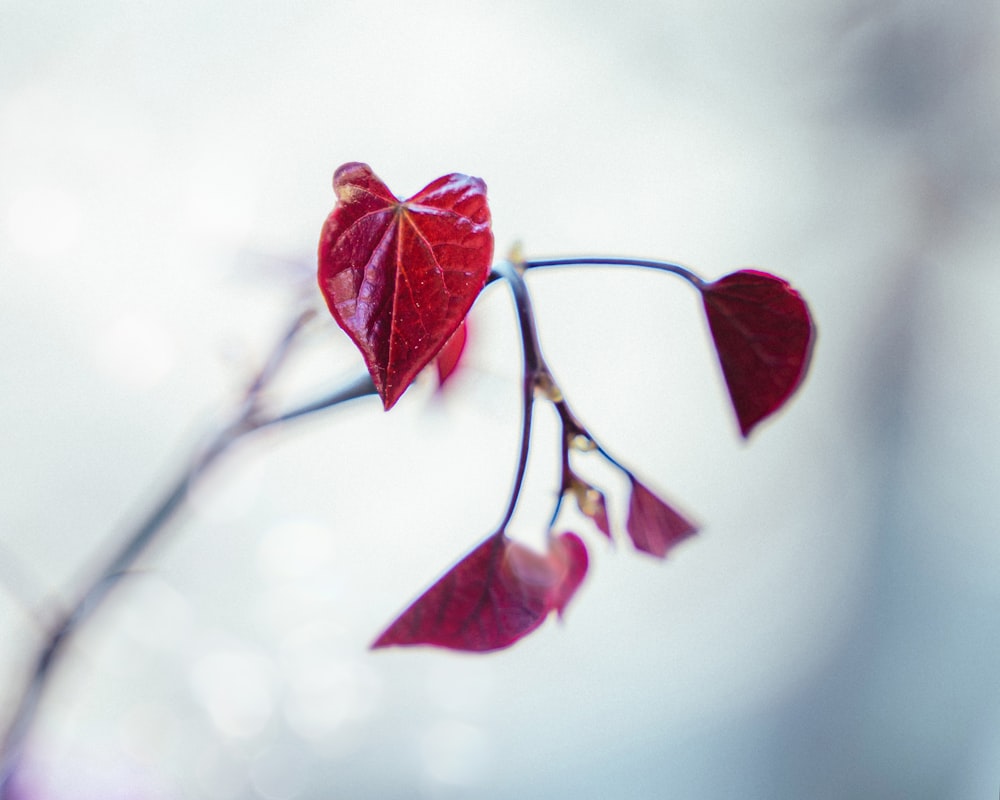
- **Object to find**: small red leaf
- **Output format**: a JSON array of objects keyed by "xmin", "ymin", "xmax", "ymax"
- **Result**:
[
  {"xmin": 434, "ymin": 318, "xmax": 469, "ymax": 389},
  {"xmin": 570, "ymin": 480, "xmax": 612, "ymax": 539},
  {"xmin": 701, "ymin": 270, "xmax": 814, "ymax": 437},
  {"xmin": 318, "ymin": 163, "xmax": 494, "ymax": 409},
  {"xmin": 626, "ymin": 476, "xmax": 697, "ymax": 558},
  {"xmin": 588, "ymin": 493, "xmax": 612, "ymax": 540},
  {"xmin": 372, "ymin": 532, "xmax": 588, "ymax": 652}
]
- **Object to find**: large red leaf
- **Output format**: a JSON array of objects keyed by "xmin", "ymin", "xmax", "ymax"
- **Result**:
[
  {"xmin": 626, "ymin": 476, "xmax": 698, "ymax": 558},
  {"xmin": 372, "ymin": 532, "xmax": 588, "ymax": 652},
  {"xmin": 318, "ymin": 163, "xmax": 494, "ymax": 409},
  {"xmin": 701, "ymin": 270, "xmax": 814, "ymax": 437}
]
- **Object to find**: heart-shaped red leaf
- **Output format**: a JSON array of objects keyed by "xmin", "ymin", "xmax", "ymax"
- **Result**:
[
  {"xmin": 626, "ymin": 476, "xmax": 697, "ymax": 558},
  {"xmin": 372, "ymin": 532, "xmax": 588, "ymax": 652},
  {"xmin": 701, "ymin": 270, "xmax": 815, "ymax": 437},
  {"xmin": 318, "ymin": 163, "xmax": 494, "ymax": 409}
]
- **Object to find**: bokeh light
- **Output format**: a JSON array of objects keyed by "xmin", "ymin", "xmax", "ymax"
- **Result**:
[{"xmin": 2, "ymin": 1, "xmax": 999, "ymax": 798}]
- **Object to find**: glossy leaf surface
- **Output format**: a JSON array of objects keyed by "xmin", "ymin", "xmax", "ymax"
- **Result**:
[
  {"xmin": 318, "ymin": 163, "xmax": 494, "ymax": 409},
  {"xmin": 701, "ymin": 270, "xmax": 814, "ymax": 437},
  {"xmin": 372, "ymin": 532, "xmax": 588, "ymax": 652},
  {"xmin": 626, "ymin": 476, "xmax": 698, "ymax": 558}
]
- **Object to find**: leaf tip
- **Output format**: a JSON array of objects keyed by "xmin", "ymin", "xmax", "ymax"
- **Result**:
[
  {"xmin": 372, "ymin": 531, "xmax": 588, "ymax": 653},
  {"xmin": 625, "ymin": 476, "xmax": 698, "ymax": 559},
  {"xmin": 332, "ymin": 160, "xmax": 373, "ymax": 189}
]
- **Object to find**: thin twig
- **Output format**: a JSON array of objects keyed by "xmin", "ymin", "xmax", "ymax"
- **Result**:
[
  {"xmin": 491, "ymin": 260, "xmax": 551, "ymax": 531},
  {"xmin": 0, "ymin": 254, "xmax": 704, "ymax": 787},
  {"xmin": 485, "ymin": 256, "xmax": 706, "ymax": 288},
  {"xmin": 0, "ymin": 311, "xmax": 376, "ymax": 794},
  {"xmin": 488, "ymin": 262, "xmax": 643, "ymax": 536},
  {"xmin": 524, "ymin": 256, "xmax": 705, "ymax": 288}
]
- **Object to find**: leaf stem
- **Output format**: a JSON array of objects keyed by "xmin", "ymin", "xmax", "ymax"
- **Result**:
[
  {"xmin": 522, "ymin": 256, "xmax": 706, "ymax": 288},
  {"xmin": 0, "ymin": 313, "xmax": 376, "ymax": 794},
  {"xmin": 489, "ymin": 260, "xmax": 643, "ymax": 537},
  {"xmin": 491, "ymin": 260, "xmax": 550, "ymax": 532},
  {"xmin": 259, "ymin": 372, "xmax": 377, "ymax": 429}
]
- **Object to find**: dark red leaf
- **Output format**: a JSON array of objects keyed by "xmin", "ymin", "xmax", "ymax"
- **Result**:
[
  {"xmin": 318, "ymin": 162, "xmax": 494, "ymax": 409},
  {"xmin": 701, "ymin": 270, "xmax": 814, "ymax": 437},
  {"xmin": 626, "ymin": 476, "xmax": 697, "ymax": 558},
  {"xmin": 434, "ymin": 318, "xmax": 469, "ymax": 389},
  {"xmin": 372, "ymin": 532, "xmax": 588, "ymax": 652}
]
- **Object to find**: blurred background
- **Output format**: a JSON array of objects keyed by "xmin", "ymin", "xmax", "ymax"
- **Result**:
[{"xmin": 2, "ymin": 1, "xmax": 999, "ymax": 797}]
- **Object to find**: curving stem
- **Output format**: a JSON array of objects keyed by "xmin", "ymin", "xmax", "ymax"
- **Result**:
[
  {"xmin": 490, "ymin": 259, "xmax": 556, "ymax": 531},
  {"xmin": 523, "ymin": 256, "xmax": 706, "ymax": 288},
  {"xmin": 490, "ymin": 259, "xmax": 634, "ymax": 536}
]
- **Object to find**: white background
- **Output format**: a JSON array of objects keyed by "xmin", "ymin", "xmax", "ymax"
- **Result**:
[{"xmin": 2, "ymin": 1, "xmax": 999, "ymax": 797}]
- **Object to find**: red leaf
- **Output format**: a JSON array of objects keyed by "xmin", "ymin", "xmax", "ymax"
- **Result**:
[
  {"xmin": 570, "ymin": 480, "xmax": 612, "ymax": 539},
  {"xmin": 372, "ymin": 532, "xmax": 588, "ymax": 652},
  {"xmin": 701, "ymin": 270, "xmax": 814, "ymax": 437},
  {"xmin": 546, "ymin": 534, "xmax": 588, "ymax": 616},
  {"xmin": 626, "ymin": 476, "xmax": 697, "ymax": 558},
  {"xmin": 434, "ymin": 318, "xmax": 469, "ymax": 389},
  {"xmin": 587, "ymin": 492, "xmax": 612, "ymax": 540},
  {"xmin": 318, "ymin": 163, "xmax": 494, "ymax": 409}
]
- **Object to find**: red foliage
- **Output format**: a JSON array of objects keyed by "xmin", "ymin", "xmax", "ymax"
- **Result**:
[
  {"xmin": 318, "ymin": 163, "xmax": 494, "ymax": 409},
  {"xmin": 372, "ymin": 532, "xmax": 588, "ymax": 652},
  {"xmin": 434, "ymin": 318, "xmax": 469, "ymax": 389},
  {"xmin": 313, "ymin": 164, "xmax": 814, "ymax": 653},
  {"xmin": 626, "ymin": 476, "xmax": 698, "ymax": 558},
  {"xmin": 701, "ymin": 270, "xmax": 814, "ymax": 437}
]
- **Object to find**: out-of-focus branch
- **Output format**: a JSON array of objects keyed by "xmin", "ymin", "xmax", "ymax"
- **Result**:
[{"xmin": 0, "ymin": 309, "xmax": 376, "ymax": 795}]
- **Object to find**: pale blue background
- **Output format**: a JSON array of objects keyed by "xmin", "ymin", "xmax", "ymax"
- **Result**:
[{"xmin": 1, "ymin": 1, "xmax": 999, "ymax": 797}]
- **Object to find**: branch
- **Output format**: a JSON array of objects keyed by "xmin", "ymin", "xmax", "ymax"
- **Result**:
[
  {"xmin": 524, "ymin": 256, "xmax": 705, "ymax": 288},
  {"xmin": 0, "ymin": 312, "xmax": 376, "ymax": 794},
  {"xmin": 0, "ymin": 253, "xmax": 709, "ymax": 789},
  {"xmin": 490, "ymin": 259, "xmax": 552, "ymax": 531},
  {"xmin": 486, "ymin": 256, "xmax": 705, "ymax": 289},
  {"xmin": 487, "ymin": 261, "xmax": 657, "ymax": 537}
]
